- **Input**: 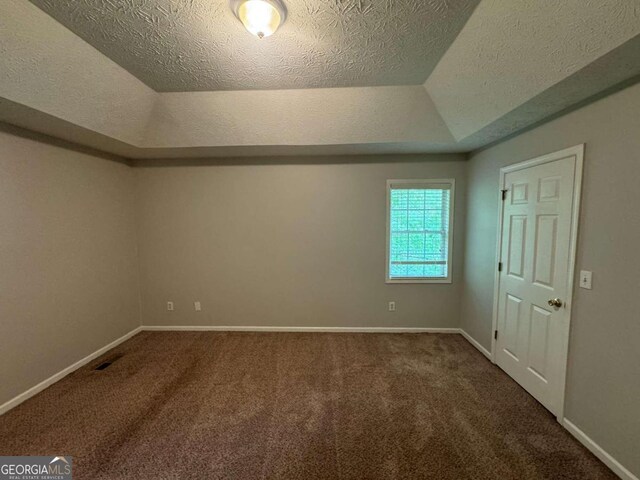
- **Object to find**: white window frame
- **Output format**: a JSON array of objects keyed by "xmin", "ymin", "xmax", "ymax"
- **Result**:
[{"xmin": 385, "ymin": 179, "xmax": 455, "ymax": 284}]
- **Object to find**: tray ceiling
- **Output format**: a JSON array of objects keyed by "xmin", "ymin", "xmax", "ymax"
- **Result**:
[
  {"xmin": 3, "ymin": 0, "xmax": 640, "ymax": 158},
  {"xmin": 28, "ymin": 0, "xmax": 480, "ymax": 92}
]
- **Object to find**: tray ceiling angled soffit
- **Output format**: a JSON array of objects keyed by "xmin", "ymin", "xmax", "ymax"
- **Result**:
[{"xmin": 1, "ymin": 0, "xmax": 639, "ymax": 158}]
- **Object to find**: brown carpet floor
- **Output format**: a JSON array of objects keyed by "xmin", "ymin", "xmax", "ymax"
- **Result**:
[{"xmin": 0, "ymin": 332, "xmax": 616, "ymax": 480}]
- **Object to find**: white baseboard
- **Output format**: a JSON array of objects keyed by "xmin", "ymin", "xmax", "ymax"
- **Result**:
[
  {"xmin": 562, "ymin": 419, "xmax": 638, "ymax": 480},
  {"xmin": 141, "ymin": 325, "xmax": 461, "ymax": 333},
  {"xmin": 459, "ymin": 329, "xmax": 492, "ymax": 360},
  {"xmin": 0, "ymin": 326, "xmax": 143, "ymax": 416}
]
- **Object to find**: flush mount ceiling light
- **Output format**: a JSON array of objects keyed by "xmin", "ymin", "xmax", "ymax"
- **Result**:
[{"xmin": 230, "ymin": 0, "xmax": 287, "ymax": 39}]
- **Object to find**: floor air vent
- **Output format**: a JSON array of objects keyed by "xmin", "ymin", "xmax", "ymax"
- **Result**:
[{"xmin": 94, "ymin": 354, "xmax": 122, "ymax": 371}]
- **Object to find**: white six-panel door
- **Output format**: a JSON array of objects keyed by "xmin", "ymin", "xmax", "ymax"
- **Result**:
[{"xmin": 494, "ymin": 146, "xmax": 583, "ymax": 417}]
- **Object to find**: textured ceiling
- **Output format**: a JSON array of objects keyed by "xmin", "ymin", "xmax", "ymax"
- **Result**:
[
  {"xmin": 425, "ymin": 0, "xmax": 640, "ymax": 141},
  {"xmin": 28, "ymin": 0, "xmax": 480, "ymax": 92},
  {"xmin": 4, "ymin": 0, "xmax": 640, "ymax": 158}
]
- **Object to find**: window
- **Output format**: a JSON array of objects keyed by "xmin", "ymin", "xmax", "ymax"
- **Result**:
[{"xmin": 386, "ymin": 179, "xmax": 454, "ymax": 283}]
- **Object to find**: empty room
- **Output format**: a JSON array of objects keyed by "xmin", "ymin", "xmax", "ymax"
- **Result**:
[{"xmin": 1, "ymin": 0, "xmax": 639, "ymax": 479}]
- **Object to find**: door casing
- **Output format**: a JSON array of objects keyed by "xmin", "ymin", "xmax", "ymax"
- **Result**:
[{"xmin": 490, "ymin": 144, "xmax": 584, "ymax": 421}]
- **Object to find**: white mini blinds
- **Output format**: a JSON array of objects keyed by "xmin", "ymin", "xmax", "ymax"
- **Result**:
[{"xmin": 386, "ymin": 180, "xmax": 454, "ymax": 283}]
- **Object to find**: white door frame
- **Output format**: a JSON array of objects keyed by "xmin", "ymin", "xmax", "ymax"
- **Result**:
[{"xmin": 489, "ymin": 144, "xmax": 584, "ymax": 421}]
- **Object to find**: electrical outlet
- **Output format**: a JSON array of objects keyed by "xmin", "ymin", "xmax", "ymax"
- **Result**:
[
  {"xmin": 579, "ymin": 270, "xmax": 592, "ymax": 290},
  {"xmin": 388, "ymin": 301, "xmax": 396, "ymax": 312},
  {"xmin": 194, "ymin": 301, "xmax": 201, "ymax": 311},
  {"xmin": 167, "ymin": 301, "xmax": 174, "ymax": 311}
]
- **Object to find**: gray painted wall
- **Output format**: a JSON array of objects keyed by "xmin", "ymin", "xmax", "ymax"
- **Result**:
[
  {"xmin": 461, "ymin": 82, "xmax": 640, "ymax": 476},
  {"xmin": 135, "ymin": 157, "xmax": 466, "ymax": 329},
  {"xmin": 0, "ymin": 128, "xmax": 141, "ymax": 406}
]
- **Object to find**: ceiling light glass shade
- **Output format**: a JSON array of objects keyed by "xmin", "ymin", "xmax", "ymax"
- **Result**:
[{"xmin": 231, "ymin": 0, "xmax": 286, "ymax": 38}]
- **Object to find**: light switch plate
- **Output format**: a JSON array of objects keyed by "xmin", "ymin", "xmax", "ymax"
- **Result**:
[
  {"xmin": 194, "ymin": 301, "xmax": 201, "ymax": 311},
  {"xmin": 579, "ymin": 270, "xmax": 592, "ymax": 290}
]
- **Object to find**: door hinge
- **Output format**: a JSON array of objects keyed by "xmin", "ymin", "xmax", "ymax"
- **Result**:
[
  {"xmin": 501, "ymin": 189, "xmax": 508, "ymax": 201},
  {"xmin": 494, "ymin": 330, "xmax": 498, "ymax": 340},
  {"xmin": 498, "ymin": 262, "xmax": 503, "ymax": 272}
]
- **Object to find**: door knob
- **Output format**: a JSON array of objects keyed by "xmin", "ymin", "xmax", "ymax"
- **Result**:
[{"xmin": 548, "ymin": 298, "xmax": 563, "ymax": 308}]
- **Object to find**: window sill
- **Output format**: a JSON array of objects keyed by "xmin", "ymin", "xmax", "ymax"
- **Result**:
[{"xmin": 386, "ymin": 278, "xmax": 452, "ymax": 284}]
